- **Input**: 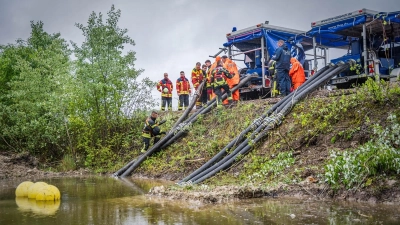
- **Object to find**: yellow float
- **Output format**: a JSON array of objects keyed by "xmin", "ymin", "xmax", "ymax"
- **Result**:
[
  {"xmin": 27, "ymin": 182, "xmax": 48, "ymax": 199},
  {"xmin": 15, "ymin": 181, "xmax": 34, "ymax": 197},
  {"xmin": 16, "ymin": 181, "xmax": 61, "ymax": 201}
]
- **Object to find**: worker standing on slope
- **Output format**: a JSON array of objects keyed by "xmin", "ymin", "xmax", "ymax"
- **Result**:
[
  {"xmin": 270, "ymin": 40, "xmax": 291, "ymax": 97},
  {"xmin": 204, "ymin": 59, "xmax": 213, "ymax": 101},
  {"xmin": 222, "ymin": 55, "xmax": 240, "ymax": 105},
  {"xmin": 141, "ymin": 111, "xmax": 166, "ymax": 153},
  {"xmin": 211, "ymin": 61, "xmax": 233, "ymax": 107},
  {"xmin": 289, "ymin": 57, "xmax": 306, "ymax": 90},
  {"xmin": 201, "ymin": 64, "xmax": 209, "ymax": 106},
  {"xmin": 207, "ymin": 56, "xmax": 223, "ymax": 101},
  {"xmin": 156, "ymin": 73, "xmax": 173, "ymax": 111},
  {"xmin": 191, "ymin": 62, "xmax": 205, "ymax": 109},
  {"xmin": 176, "ymin": 71, "xmax": 192, "ymax": 111},
  {"xmin": 268, "ymin": 60, "xmax": 279, "ymax": 97}
]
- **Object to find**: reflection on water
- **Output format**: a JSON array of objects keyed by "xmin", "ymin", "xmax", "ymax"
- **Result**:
[
  {"xmin": 15, "ymin": 197, "xmax": 60, "ymax": 216},
  {"xmin": 0, "ymin": 176, "xmax": 399, "ymax": 224}
]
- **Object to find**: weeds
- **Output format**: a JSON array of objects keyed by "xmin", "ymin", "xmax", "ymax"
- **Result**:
[{"xmin": 325, "ymin": 114, "xmax": 400, "ymax": 190}]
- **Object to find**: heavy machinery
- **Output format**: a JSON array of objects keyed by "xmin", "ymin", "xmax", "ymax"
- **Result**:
[
  {"xmin": 211, "ymin": 22, "xmax": 313, "ymax": 99},
  {"xmin": 307, "ymin": 9, "xmax": 400, "ymax": 88}
]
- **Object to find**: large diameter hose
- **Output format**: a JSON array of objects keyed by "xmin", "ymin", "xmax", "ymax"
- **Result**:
[
  {"xmin": 178, "ymin": 65, "xmax": 333, "ymax": 183},
  {"xmin": 189, "ymin": 63, "xmax": 350, "ymax": 184},
  {"xmin": 187, "ymin": 119, "xmax": 269, "ymax": 184},
  {"xmin": 117, "ymin": 75, "xmax": 255, "ymax": 177},
  {"xmin": 171, "ymin": 79, "xmax": 206, "ymax": 131},
  {"xmin": 161, "ymin": 75, "xmax": 256, "ymax": 149},
  {"xmin": 192, "ymin": 117, "xmax": 280, "ymax": 184}
]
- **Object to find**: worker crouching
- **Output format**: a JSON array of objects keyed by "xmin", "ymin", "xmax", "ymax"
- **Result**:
[
  {"xmin": 141, "ymin": 111, "xmax": 166, "ymax": 153},
  {"xmin": 211, "ymin": 61, "xmax": 233, "ymax": 107}
]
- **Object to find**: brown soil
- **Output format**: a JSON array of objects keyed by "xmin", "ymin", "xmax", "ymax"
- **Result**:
[
  {"xmin": 148, "ymin": 180, "xmax": 400, "ymax": 205},
  {"xmin": 0, "ymin": 151, "xmax": 92, "ymax": 180}
]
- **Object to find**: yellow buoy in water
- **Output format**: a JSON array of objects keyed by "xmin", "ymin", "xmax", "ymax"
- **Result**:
[
  {"xmin": 48, "ymin": 185, "xmax": 61, "ymax": 200},
  {"xmin": 27, "ymin": 182, "xmax": 48, "ymax": 199},
  {"xmin": 15, "ymin": 181, "xmax": 34, "ymax": 197},
  {"xmin": 36, "ymin": 186, "xmax": 55, "ymax": 201}
]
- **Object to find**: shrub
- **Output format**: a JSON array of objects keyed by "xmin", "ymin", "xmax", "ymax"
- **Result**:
[{"xmin": 325, "ymin": 114, "xmax": 400, "ymax": 189}]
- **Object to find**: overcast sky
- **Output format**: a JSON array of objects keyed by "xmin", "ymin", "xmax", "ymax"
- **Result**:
[{"xmin": 1, "ymin": 0, "xmax": 399, "ymax": 108}]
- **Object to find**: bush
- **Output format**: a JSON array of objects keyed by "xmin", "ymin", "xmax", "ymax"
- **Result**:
[{"xmin": 325, "ymin": 114, "xmax": 400, "ymax": 189}]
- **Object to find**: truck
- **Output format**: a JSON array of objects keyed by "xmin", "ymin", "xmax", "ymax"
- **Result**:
[
  {"xmin": 307, "ymin": 8, "xmax": 400, "ymax": 88},
  {"xmin": 211, "ymin": 22, "xmax": 313, "ymax": 100}
]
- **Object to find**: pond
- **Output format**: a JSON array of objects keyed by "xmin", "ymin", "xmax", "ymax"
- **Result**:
[{"xmin": 0, "ymin": 176, "xmax": 399, "ymax": 224}]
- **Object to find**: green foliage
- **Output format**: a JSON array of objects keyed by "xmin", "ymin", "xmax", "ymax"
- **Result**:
[
  {"xmin": 71, "ymin": 4, "xmax": 156, "ymax": 123},
  {"xmin": 58, "ymin": 154, "xmax": 77, "ymax": 171},
  {"xmin": 325, "ymin": 114, "xmax": 400, "ymax": 190},
  {"xmin": 0, "ymin": 21, "xmax": 71, "ymax": 157},
  {"xmin": 357, "ymin": 77, "xmax": 391, "ymax": 104},
  {"xmin": 245, "ymin": 151, "xmax": 295, "ymax": 183},
  {"xmin": 349, "ymin": 63, "xmax": 362, "ymax": 75}
]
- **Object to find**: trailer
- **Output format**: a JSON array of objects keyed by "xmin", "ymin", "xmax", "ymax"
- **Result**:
[
  {"xmin": 307, "ymin": 9, "xmax": 400, "ymax": 88},
  {"xmin": 211, "ymin": 22, "xmax": 313, "ymax": 99}
]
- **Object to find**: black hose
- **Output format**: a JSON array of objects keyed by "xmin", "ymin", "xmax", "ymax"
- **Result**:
[
  {"xmin": 117, "ymin": 75, "xmax": 255, "ymax": 177},
  {"xmin": 178, "ymin": 65, "xmax": 333, "ymax": 183},
  {"xmin": 170, "ymin": 80, "xmax": 206, "ymax": 131},
  {"xmin": 187, "ymin": 120, "xmax": 268, "ymax": 183},
  {"xmin": 188, "ymin": 63, "xmax": 350, "ymax": 184}
]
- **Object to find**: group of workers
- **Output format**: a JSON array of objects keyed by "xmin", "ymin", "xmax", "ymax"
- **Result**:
[
  {"xmin": 156, "ymin": 55, "xmax": 240, "ymax": 111},
  {"xmin": 143, "ymin": 55, "xmax": 240, "ymax": 152},
  {"xmin": 143, "ymin": 40, "xmax": 306, "ymax": 153}
]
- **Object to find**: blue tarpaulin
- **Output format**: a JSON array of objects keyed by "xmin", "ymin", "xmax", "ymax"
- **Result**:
[
  {"xmin": 308, "ymin": 15, "xmax": 367, "ymax": 36},
  {"xmin": 305, "ymin": 10, "xmax": 400, "ymax": 48},
  {"xmin": 223, "ymin": 28, "xmax": 307, "ymax": 64}
]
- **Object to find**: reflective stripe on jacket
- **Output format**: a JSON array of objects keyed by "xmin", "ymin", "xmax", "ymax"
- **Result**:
[
  {"xmin": 157, "ymin": 78, "xmax": 173, "ymax": 97},
  {"xmin": 211, "ymin": 66, "xmax": 232, "ymax": 87},
  {"xmin": 191, "ymin": 68, "xmax": 204, "ymax": 90},
  {"xmin": 142, "ymin": 116, "xmax": 158, "ymax": 138},
  {"xmin": 176, "ymin": 77, "xmax": 191, "ymax": 95}
]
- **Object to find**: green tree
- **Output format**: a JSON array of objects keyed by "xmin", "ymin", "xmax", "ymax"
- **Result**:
[
  {"xmin": 70, "ymin": 5, "xmax": 156, "ymax": 170},
  {"xmin": 71, "ymin": 4, "xmax": 155, "ymax": 128},
  {"xmin": 0, "ymin": 21, "xmax": 72, "ymax": 158}
]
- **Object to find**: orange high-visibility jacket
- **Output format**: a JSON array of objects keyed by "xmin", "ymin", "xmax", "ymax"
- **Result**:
[
  {"xmin": 191, "ymin": 68, "xmax": 204, "ymax": 90},
  {"xmin": 224, "ymin": 58, "xmax": 240, "ymax": 86},
  {"xmin": 156, "ymin": 78, "xmax": 173, "ymax": 97},
  {"xmin": 176, "ymin": 76, "xmax": 192, "ymax": 95},
  {"xmin": 289, "ymin": 58, "xmax": 305, "ymax": 88}
]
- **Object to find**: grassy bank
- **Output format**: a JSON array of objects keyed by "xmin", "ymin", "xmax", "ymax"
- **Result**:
[{"xmin": 126, "ymin": 79, "xmax": 400, "ymax": 198}]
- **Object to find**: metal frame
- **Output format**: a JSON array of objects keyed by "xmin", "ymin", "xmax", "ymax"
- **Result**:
[{"xmin": 310, "ymin": 8, "xmax": 400, "ymax": 77}]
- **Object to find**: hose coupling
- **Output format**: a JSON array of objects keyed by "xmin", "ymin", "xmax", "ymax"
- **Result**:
[{"xmin": 335, "ymin": 61, "xmax": 345, "ymax": 66}]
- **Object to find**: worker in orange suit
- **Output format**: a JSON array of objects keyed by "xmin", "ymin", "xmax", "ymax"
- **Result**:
[
  {"xmin": 289, "ymin": 57, "xmax": 306, "ymax": 90},
  {"xmin": 222, "ymin": 55, "xmax": 240, "ymax": 105},
  {"xmin": 191, "ymin": 62, "xmax": 205, "ymax": 109}
]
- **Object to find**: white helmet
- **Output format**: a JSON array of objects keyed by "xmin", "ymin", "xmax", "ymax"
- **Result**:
[{"xmin": 163, "ymin": 87, "xmax": 169, "ymax": 93}]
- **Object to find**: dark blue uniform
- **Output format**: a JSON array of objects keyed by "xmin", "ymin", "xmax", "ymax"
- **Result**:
[{"xmin": 271, "ymin": 43, "xmax": 291, "ymax": 96}]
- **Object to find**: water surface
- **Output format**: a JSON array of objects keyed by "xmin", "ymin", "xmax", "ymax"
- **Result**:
[{"xmin": 0, "ymin": 177, "xmax": 399, "ymax": 224}]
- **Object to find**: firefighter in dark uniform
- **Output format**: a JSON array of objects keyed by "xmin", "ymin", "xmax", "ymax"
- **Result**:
[
  {"xmin": 141, "ymin": 111, "xmax": 166, "ymax": 153},
  {"xmin": 268, "ymin": 60, "xmax": 279, "ymax": 97},
  {"xmin": 211, "ymin": 61, "xmax": 233, "ymax": 107}
]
